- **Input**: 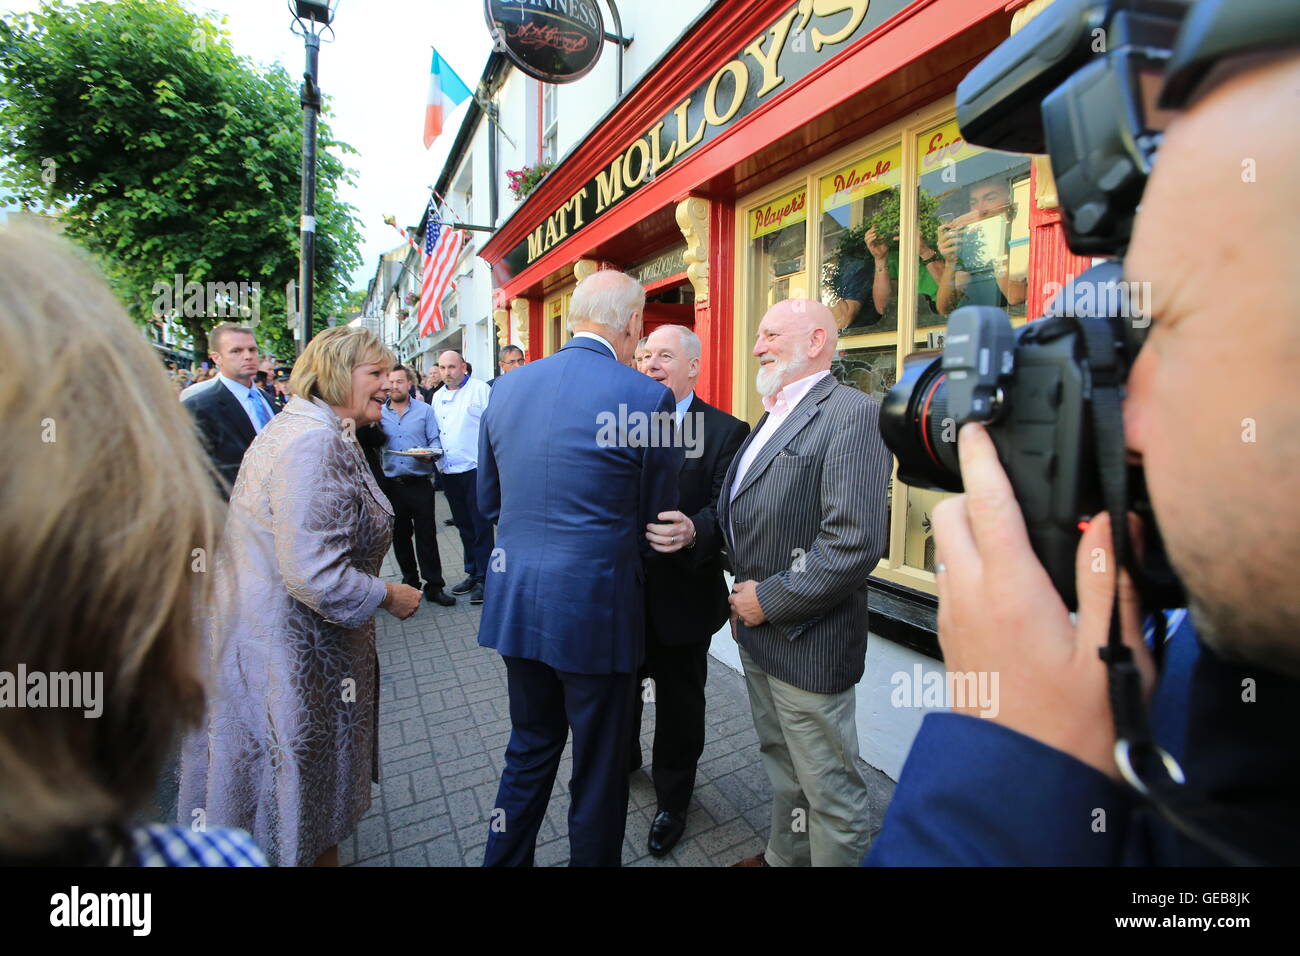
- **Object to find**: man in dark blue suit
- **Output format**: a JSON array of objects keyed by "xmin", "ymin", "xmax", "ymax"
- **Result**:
[{"xmin": 476, "ymin": 270, "xmax": 682, "ymax": 866}]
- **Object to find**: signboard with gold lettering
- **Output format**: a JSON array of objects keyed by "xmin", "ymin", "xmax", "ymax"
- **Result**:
[
  {"xmin": 821, "ymin": 144, "xmax": 903, "ymax": 211},
  {"xmin": 501, "ymin": 0, "xmax": 909, "ymax": 278},
  {"xmin": 750, "ymin": 188, "xmax": 808, "ymax": 240}
]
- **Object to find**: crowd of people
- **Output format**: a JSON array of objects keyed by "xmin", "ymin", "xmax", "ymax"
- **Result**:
[{"xmin": 1, "ymin": 18, "xmax": 1296, "ymax": 868}]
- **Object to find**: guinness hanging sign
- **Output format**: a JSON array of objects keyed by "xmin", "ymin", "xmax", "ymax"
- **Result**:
[{"xmin": 485, "ymin": 0, "xmax": 605, "ymax": 84}]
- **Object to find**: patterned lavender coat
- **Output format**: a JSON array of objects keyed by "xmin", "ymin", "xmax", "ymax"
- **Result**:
[{"xmin": 179, "ymin": 395, "xmax": 394, "ymax": 867}]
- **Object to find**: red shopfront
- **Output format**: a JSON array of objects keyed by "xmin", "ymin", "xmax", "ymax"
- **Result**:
[{"xmin": 480, "ymin": 0, "xmax": 1087, "ymax": 651}]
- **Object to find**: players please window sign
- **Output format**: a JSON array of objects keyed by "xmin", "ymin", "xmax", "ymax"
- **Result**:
[
  {"xmin": 485, "ymin": 0, "xmax": 605, "ymax": 83},
  {"xmin": 503, "ymin": 0, "xmax": 908, "ymax": 275}
]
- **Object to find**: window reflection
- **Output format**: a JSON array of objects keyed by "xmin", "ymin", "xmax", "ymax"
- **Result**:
[
  {"xmin": 749, "ymin": 186, "xmax": 808, "ymax": 311},
  {"xmin": 917, "ymin": 120, "xmax": 1031, "ymax": 327}
]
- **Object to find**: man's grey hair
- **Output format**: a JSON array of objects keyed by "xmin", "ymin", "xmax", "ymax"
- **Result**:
[
  {"xmin": 501, "ymin": 344, "xmax": 524, "ymax": 359},
  {"xmin": 649, "ymin": 324, "xmax": 701, "ymax": 362},
  {"xmin": 567, "ymin": 270, "xmax": 645, "ymax": 335},
  {"xmin": 636, "ymin": 337, "xmax": 649, "ymax": 350}
]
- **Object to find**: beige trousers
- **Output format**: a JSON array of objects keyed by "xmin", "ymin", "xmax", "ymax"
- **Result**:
[{"xmin": 739, "ymin": 645, "xmax": 872, "ymax": 867}]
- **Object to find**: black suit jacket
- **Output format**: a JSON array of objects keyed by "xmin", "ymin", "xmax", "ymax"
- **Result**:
[
  {"xmin": 183, "ymin": 379, "xmax": 275, "ymax": 499},
  {"xmin": 644, "ymin": 395, "xmax": 749, "ymax": 646}
]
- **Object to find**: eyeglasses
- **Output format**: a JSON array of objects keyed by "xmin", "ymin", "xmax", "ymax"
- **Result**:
[{"xmin": 501, "ymin": 358, "xmax": 525, "ymax": 367}]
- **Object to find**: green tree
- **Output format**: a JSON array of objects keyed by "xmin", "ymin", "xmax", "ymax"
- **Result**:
[{"xmin": 0, "ymin": 0, "xmax": 362, "ymax": 363}]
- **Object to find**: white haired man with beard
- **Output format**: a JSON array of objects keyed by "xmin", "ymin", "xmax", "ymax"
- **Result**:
[{"xmin": 718, "ymin": 298, "xmax": 892, "ymax": 866}]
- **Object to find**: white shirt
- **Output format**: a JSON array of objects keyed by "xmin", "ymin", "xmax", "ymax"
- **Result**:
[
  {"xmin": 729, "ymin": 369, "xmax": 831, "ymax": 502},
  {"xmin": 431, "ymin": 374, "xmax": 491, "ymax": 474},
  {"xmin": 572, "ymin": 330, "xmax": 618, "ymax": 359},
  {"xmin": 218, "ymin": 374, "xmax": 276, "ymax": 434}
]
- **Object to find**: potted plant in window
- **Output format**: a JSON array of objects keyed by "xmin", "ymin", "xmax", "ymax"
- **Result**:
[
  {"xmin": 405, "ymin": 292, "xmax": 419, "ymax": 307},
  {"xmin": 823, "ymin": 192, "xmax": 945, "ymax": 329},
  {"xmin": 506, "ymin": 161, "xmax": 555, "ymax": 202}
]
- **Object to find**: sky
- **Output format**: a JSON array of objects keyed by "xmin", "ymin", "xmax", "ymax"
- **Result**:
[{"xmin": 0, "ymin": 0, "xmax": 493, "ymax": 289}]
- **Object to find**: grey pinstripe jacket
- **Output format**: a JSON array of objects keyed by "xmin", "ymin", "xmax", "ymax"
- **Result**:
[{"xmin": 718, "ymin": 373, "xmax": 891, "ymax": 694}]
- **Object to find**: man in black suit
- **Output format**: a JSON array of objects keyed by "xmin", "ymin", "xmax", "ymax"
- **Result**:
[
  {"xmin": 183, "ymin": 322, "xmax": 278, "ymax": 500},
  {"xmin": 489, "ymin": 344, "xmax": 525, "ymax": 388},
  {"xmin": 635, "ymin": 324, "xmax": 750, "ymax": 856}
]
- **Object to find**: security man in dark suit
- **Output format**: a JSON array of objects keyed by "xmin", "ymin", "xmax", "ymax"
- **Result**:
[
  {"xmin": 182, "ymin": 322, "xmax": 278, "ymax": 500},
  {"xmin": 635, "ymin": 324, "xmax": 750, "ymax": 856}
]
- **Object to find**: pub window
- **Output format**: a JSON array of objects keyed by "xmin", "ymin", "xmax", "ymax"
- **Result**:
[
  {"xmin": 748, "ymin": 185, "xmax": 808, "ymax": 322},
  {"xmin": 819, "ymin": 143, "xmax": 904, "ymax": 337},
  {"xmin": 741, "ymin": 107, "xmax": 1035, "ymax": 592},
  {"xmin": 916, "ymin": 119, "xmax": 1032, "ymax": 333}
]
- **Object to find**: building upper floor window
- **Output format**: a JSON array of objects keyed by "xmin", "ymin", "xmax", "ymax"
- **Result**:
[{"xmin": 542, "ymin": 82, "xmax": 557, "ymax": 164}]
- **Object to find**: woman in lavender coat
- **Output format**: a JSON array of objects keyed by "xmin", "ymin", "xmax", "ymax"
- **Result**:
[{"xmin": 180, "ymin": 326, "xmax": 422, "ymax": 866}]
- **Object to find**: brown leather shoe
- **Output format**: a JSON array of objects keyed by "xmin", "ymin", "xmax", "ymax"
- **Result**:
[{"xmin": 731, "ymin": 853, "xmax": 770, "ymax": 867}]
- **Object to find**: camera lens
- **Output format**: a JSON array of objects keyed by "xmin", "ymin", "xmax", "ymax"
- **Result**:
[{"xmin": 879, "ymin": 350, "xmax": 964, "ymax": 493}]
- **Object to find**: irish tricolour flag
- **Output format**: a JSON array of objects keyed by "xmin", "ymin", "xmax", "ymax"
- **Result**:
[{"xmin": 424, "ymin": 50, "xmax": 472, "ymax": 149}]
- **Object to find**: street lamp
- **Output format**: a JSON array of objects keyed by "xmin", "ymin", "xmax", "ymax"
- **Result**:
[{"xmin": 288, "ymin": 0, "xmax": 340, "ymax": 353}]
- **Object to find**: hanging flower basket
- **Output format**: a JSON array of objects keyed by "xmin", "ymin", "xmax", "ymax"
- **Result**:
[
  {"xmin": 404, "ymin": 292, "xmax": 419, "ymax": 307},
  {"xmin": 398, "ymin": 310, "xmax": 410, "ymax": 322},
  {"xmin": 506, "ymin": 161, "xmax": 555, "ymax": 202}
]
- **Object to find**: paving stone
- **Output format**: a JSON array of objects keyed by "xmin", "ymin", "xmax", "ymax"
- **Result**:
[
  {"xmin": 391, "ymin": 844, "xmax": 427, "ymax": 867},
  {"xmin": 381, "ymin": 772, "xmax": 414, "ymax": 811},
  {"xmin": 693, "ymin": 817, "xmax": 755, "ymax": 858},
  {"xmin": 410, "ymin": 766, "xmax": 443, "ymax": 800},
  {"xmin": 355, "ymin": 814, "xmax": 391, "ymax": 861},
  {"xmin": 387, "ymin": 797, "xmax": 448, "ymax": 831},
  {"xmin": 692, "ymin": 782, "xmax": 742, "ymax": 824},
  {"xmin": 391, "ymin": 814, "xmax": 452, "ymax": 850},
  {"xmin": 442, "ymin": 764, "xmax": 499, "ymax": 793},
  {"xmin": 425, "ymin": 834, "xmax": 462, "ymax": 867}
]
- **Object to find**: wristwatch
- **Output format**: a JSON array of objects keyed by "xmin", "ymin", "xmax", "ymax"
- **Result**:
[{"xmin": 921, "ymin": 252, "xmax": 940, "ymax": 265}]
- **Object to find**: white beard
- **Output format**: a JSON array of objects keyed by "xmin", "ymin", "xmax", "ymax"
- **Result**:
[{"xmin": 755, "ymin": 346, "xmax": 810, "ymax": 398}]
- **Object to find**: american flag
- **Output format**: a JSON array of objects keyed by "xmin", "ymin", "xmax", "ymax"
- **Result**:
[{"xmin": 418, "ymin": 202, "xmax": 463, "ymax": 337}]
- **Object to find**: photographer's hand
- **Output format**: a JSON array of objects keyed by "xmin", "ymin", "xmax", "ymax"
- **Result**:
[{"xmin": 931, "ymin": 423, "xmax": 1154, "ymax": 780}]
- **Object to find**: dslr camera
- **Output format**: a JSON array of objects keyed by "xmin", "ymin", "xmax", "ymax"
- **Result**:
[{"xmin": 881, "ymin": 0, "xmax": 1219, "ymax": 610}]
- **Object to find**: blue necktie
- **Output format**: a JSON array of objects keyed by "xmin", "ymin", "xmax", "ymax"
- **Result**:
[{"xmin": 249, "ymin": 388, "xmax": 272, "ymax": 430}]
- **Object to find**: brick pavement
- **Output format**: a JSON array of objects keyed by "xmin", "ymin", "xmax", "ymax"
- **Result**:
[{"xmin": 340, "ymin": 492, "xmax": 894, "ymax": 867}]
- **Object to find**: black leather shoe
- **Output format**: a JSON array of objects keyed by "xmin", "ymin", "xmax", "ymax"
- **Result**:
[
  {"xmin": 449, "ymin": 577, "xmax": 475, "ymax": 595},
  {"xmin": 647, "ymin": 810, "xmax": 686, "ymax": 857},
  {"xmin": 424, "ymin": 587, "xmax": 455, "ymax": 607},
  {"xmin": 469, "ymin": 582, "xmax": 485, "ymax": 605}
]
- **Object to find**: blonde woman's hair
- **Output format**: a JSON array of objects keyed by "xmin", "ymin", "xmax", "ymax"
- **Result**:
[
  {"xmin": 0, "ymin": 225, "xmax": 227, "ymax": 862},
  {"xmin": 288, "ymin": 325, "xmax": 395, "ymax": 406}
]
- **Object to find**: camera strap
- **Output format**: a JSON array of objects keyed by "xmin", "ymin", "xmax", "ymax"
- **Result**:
[{"xmin": 1080, "ymin": 317, "xmax": 1260, "ymax": 865}]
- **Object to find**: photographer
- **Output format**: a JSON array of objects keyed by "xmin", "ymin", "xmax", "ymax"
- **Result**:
[
  {"xmin": 867, "ymin": 5, "xmax": 1300, "ymax": 865},
  {"xmin": 935, "ymin": 177, "xmax": 1027, "ymax": 316}
]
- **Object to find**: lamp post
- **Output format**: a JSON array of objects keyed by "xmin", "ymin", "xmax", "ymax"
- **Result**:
[{"xmin": 288, "ymin": 0, "xmax": 339, "ymax": 353}]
